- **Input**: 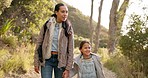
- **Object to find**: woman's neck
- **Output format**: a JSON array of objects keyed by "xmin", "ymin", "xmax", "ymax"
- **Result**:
[{"xmin": 56, "ymin": 19, "xmax": 62, "ymax": 23}]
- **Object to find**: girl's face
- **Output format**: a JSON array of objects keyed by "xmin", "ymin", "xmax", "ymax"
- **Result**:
[
  {"xmin": 56, "ymin": 5, "xmax": 68, "ymax": 23},
  {"xmin": 80, "ymin": 43, "xmax": 91, "ymax": 57}
]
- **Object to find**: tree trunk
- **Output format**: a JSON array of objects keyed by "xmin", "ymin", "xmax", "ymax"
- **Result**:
[
  {"xmin": 90, "ymin": 0, "xmax": 94, "ymax": 45},
  {"xmin": 108, "ymin": 0, "xmax": 129, "ymax": 54},
  {"xmin": 108, "ymin": 0, "xmax": 120, "ymax": 54},
  {"xmin": 116, "ymin": 0, "xmax": 129, "ymax": 37},
  {"xmin": 94, "ymin": 0, "xmax": 104, "ymax": 53}
]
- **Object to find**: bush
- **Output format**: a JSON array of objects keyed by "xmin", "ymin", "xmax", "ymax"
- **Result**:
[
  {"xmin": 0, "ymin": 49, "xmax": 10, "ymax": 78},
  {"xmin": 1, "ymin": 36, "xmax": 17, "ymax": 48},
  {"xmin": 119, "ymin": 14, "xmax": 148, "ymax": 77},
  {"xmin": 104, "ymin": 52, "xmax": 135, "ymax": 78},
  {"xmin": 0, "ymin": 70, "xmax": 4, "ymax": 78},
  {"xmin": 0, "ymin": 43, "xmax": 35, "ymax": 76}
]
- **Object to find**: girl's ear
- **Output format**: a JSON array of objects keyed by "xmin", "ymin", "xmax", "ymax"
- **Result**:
[
  {"xmin": 55, "ymin": 11, "xmax": 58, "ymax": 15},
  {"xmin": 80, "ymin": 49, "xmax": 82, "ymax": 53}
]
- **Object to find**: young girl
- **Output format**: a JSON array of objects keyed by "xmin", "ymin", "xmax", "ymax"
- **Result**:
[{"xmin": 70, "ymin": 40, "xmax": 105, "ymax": 78}]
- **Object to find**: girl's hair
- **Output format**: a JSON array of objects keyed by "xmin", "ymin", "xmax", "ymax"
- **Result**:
[
  {"xmin": 51, "ymin": 3, "xmax": 65, "ymax": 17},
  {"xmin": 79, "ymin": 40, "xmax": 90, "ymax": 49}
]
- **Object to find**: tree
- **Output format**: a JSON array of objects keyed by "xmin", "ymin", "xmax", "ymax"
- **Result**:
[
  {"xmin": 108, "ymin": 0, "xmax": 129, "ymax": 54},
  {"xmin": 119, "ymin": 14, "xmax": 148, "ymax": 77},
  {"xmin": 0, "ymin": 0, "xmax": 54, "ymax": 42},
  {"xmin": 0, "ymin": 0, "xmax": 12, "ymax": 15},
  {"xmin": 94, "ymin": 0, "xmax": 104, "ymax": 53},
  {"xmin": 89, "ymin": 0, "xmax": 94, "ymax": 45}
]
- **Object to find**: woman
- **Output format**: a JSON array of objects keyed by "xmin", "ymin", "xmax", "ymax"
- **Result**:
[
  {"xmin": 34, "ymin": 3, "xmax": 74, "ymax": 78},
  {"xmin": 70, "ymin": 40, "xmax": 105, "ymax": 78}
]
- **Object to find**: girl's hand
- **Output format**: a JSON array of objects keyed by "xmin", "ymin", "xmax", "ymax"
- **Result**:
[{"xmin": 62, "ymin": 70, "xmax": 69, "ymax": 78}]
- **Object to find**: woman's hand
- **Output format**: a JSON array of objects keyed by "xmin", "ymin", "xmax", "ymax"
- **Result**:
[{"xmin": 34, "ymin": 66, "xmax": 40, "ymax": 74}]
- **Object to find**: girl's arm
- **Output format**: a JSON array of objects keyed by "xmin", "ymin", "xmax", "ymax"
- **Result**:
[{"xmin": 70, "ymin": 63, "xmax": 78, "ymax": 77}]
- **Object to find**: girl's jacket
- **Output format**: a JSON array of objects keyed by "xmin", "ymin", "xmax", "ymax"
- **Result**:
[{"xmin": 70, "ymin": 53, "xmax": 105, "ymax": 78}]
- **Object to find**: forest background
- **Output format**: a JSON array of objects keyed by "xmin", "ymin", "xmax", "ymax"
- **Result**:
[{"xmin": 0, "ymin": 0, "xmax": 148, "ymax": 78}]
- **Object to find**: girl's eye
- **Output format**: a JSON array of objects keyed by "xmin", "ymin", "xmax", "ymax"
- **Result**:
[
  {"xmin": 84, "ymin": 47, "xmax": 91, "ymax": 49},
  {"xmin": 84, "ymin": 47, "xmax": 87, "ymax": 49}
]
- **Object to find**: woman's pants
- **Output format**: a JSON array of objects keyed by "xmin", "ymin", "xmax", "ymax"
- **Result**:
[{"xmin": 41, "ymin": 54, "xmax": 65, "ymax": 78}]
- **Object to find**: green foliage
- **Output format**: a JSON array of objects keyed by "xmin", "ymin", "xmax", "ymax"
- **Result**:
[
  {"xmin": 2, "ymin": 54, "xmax": 23, "ymax": 73},
  {"xmin": 68, "ymin": 6, "xmax": 108, "ymax": 48},
  {"xmin": 104, "ymin": 52, "xmax": 136, "ymax": 78},
  {"xmin": 24, "ymin": 0, "xmax": 54, "ymax": 27},
  {"xmin": 119, "ymin": 14, "xmax": 148, "ymax": 77},
  {"xmin": 0, "ymin": 70, "xmax": 4, "ymax": 78},
  {"xmin": 0, "ymin": 49, "xmax": 10, "ymax": 67},
  {"xmin": 1, "ymin": 36, "xmax": 17, "ymax": 48},
  {"xmin": 99, "ymin": 39, "xmax": 108, "ymax": 48},
  {"xmin": 0, "ymin": 19, "xmax": 14, "ymax": 36},
  {"xmin": 68, "ymin": 9, "xmax": 91, "ymax": 38},
  {"xmin": 0, "ymin": 0, "xmax": 12, "ymax": 15},
  {"xmin": 0, "ymin": 0, "xmax": 54, "ymax": 43},
  {"xmin": 73, "ymin": 47, "xmax": 80, "ymax": 54},
  {"xmin": 74, "ymin": 35, "xmax": 89, "ymax": 48},
  {"xmin": 0, "ymin": 43, "xmax": 35, "ymax": 75},
  {"xmin": 0, "ymin": 49, "xmax": 10, "ymax": 77},
  {"xmin": 97, "ymin": 48, "xmax": 109, "ymax": 63}
]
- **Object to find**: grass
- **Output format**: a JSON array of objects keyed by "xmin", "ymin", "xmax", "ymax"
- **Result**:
[
  {"xmin": 1, "ymin": 35, "xmax": 17, "ymax": 48},
  {"xmin": 0, "ymin": 43, "xmax": 35, "ymax": 77},
  {"xmin": 0, "ymin": 38, "xmax": 146, "ymax": 78},
  {"xmin": 101, "ymin": 48, "xmax": 146, "ymax": 78}
]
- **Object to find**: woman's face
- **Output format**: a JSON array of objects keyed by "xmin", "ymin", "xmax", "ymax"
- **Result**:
[
  {"xmin": 80, "ymin": 43, "xmax": 91, "ymax": 57},
  {"xmin": 56, "ymin": 5, "xmax": 68, "ymax": 23}
]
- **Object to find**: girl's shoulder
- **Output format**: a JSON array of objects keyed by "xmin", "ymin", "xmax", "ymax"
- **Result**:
[
  {"xmin": 91, "ymin": 53, "xmax": 99, "ymax": 57},
  {"xmin": 74, "ymin": 54, "xmax": 82, "ymax": 60},
  {"xmin": 91, "ymin": 53, "xmax": 101, "ymax": 60}
]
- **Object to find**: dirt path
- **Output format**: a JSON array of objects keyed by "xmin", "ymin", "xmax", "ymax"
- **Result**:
[
  {"xmin": 103, "ymin": 67, "xmax": 117, "ymax": 78},
  {"xmin": 17, "ymin": 66, "xmax": 117, "ymax": 78},
  {"xmin": 9, "ymin": 66, "xmax": 116, "ymax": 78},
  {"xmin": 4, "ymin": 65, "xmax": 117, "ymax": 78}
]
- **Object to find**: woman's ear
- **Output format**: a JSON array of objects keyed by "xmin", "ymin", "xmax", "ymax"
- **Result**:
[{"xmin": 55, "ymin": 11, "xmax": 58, "ymax": 15}]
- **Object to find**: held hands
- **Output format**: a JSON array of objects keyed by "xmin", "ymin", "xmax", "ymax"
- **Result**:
[
  {"xmin": 34, "ymin": 66, "xmax": 40, "ymax": 74},
  {"xmin": 62, "ymin": 70, "xmax": 69, "ymax": 78}
]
